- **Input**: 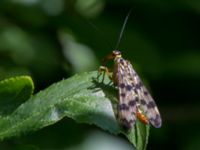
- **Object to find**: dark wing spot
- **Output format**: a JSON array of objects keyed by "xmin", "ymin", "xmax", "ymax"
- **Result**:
[
  {"xmin": 135, "ymin": 83, "xmax": 141, "ymax": 89},
  {"xmin": 134, "ymin": 88, "xmax": 138, "ymax": 94},
  {"xmin": 128, "ymin": 77, "xmax": 133, "ymax": 81},
  {"xmin": 128, "ymin": 100, "xmax": 136, "ymax": 106},
  {"xmin": 121, "ymin": 118, "xmax": 133, "ymax": 129},
  {"xmin": 144, "ymin": 91, "xmax": 148, "ymax": 95},
  {"xmin": 120, "ymin": 93, "xmax": 126, "ymax": 98},
  {"xmin": 154, "ymin": 114, "xmax": 162, "ymax": 128},
  {"xmin": 147, "ymin": 101, "xmax": 156, "ymax": 109},
  {"xmin": 135, "ymin": 97, "xmax": 139, "ymax": 102},
  {"xmin": 140, "ymin": 99, "xmax": 146, "ymax": 105},
  {"xmin": 119, "ymin": 83, "xmax": 125, "ymax": 88},
  {"xmin": 118, "ymin": 103, "xmax": 129, "ymax": 111},
  {"xmin": 150, "ymin": 114, "xmax": 162, "ymax": 128},
  {"xmin": 120, "ymin": 58, "xmax": 124, "ymax": 64},
  {"xmin": 121, "ymin": 119, "xmax": 131, "ymax": 129},
  {"xmin": 129, "ymin": 119, "xmax": 134, "ymax": 123},
  {"xmin": 126, "ymin": 85, "xmax": 132, "ymax": 91}
]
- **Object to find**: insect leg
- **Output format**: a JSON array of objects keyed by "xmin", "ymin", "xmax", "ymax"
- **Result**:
[{"xmin": 98, "ymin": 66, "xmax": 114, "ymax": 85}]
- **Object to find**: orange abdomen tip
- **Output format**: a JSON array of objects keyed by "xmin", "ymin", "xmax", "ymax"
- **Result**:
[{"xmin": 136, "ymin": 111, "xmax": 149, "ymax": 125}]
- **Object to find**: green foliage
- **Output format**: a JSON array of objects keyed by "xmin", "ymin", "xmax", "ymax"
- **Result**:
[
  {"xmin": 0, "ymin": 71, "xmax": 149, "ymax": 150},
  {"xmin": 0, "ymin": 76, "xmax": 34, "ymax": 116}
]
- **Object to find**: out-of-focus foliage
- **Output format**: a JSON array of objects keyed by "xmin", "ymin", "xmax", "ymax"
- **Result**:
[
  {"xmin": 0, "ymin": 0, "xmax": 200, "ymax": 150},
  {"xmin": 0, "ymin": 76, "xmax": 33, "ymax": 116}
]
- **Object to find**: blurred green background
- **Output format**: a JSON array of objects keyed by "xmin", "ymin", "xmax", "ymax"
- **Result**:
[{"xmin": 0, "ymin": 0, "xmax": 200, "ymax": 150}]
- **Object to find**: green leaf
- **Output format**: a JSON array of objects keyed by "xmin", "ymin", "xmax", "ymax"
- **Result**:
[
  {"xmin": 0, "ymin": 71, "xmax": 149, "ymax": 150},
  {"xmin": 126, "ymin": 121, "xmax": 150, "ymax": 150},
  {"xmin": 0, "ymin": 76, "xmax": 34, "ymax": 116}
]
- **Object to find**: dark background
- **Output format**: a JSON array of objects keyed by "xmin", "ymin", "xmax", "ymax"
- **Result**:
[{"xmin": 0, "ymin": 0, "xmax": 200, "ymax": 150}]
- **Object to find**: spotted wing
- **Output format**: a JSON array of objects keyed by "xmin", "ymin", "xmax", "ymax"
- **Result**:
[
  {"xmin": 116, "ymin": 59, "xmax": 138, "ymax": 129},
  {"xmin": 127, "ymin": 62, "xmax": 162, "ymax": 128}
]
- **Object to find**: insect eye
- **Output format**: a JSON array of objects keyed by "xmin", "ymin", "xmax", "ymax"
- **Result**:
[{"xmin": 112, "ymin": 51, "xmax": 116, "ymax": 56}]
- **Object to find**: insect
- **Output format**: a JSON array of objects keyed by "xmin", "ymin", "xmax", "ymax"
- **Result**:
[
  {"xmin": 98, "ymin": 10, "xmax": 161, "ymax": 129},
  {"xmin": 99, "ymin": 50, "xmax": 162, "ymax": 129}
]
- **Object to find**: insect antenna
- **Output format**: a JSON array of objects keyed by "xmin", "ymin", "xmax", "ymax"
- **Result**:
[
  {"xmin": 115, "ymin": 9, "xmax": 132, "ymax": 50},
  {"xmin": 87, "ymin": 20, "xmax": 113, "ymax": 50}
]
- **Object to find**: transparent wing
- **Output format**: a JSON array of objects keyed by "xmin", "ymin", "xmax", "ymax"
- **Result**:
[
  {"xmin": 127, "ymin": 62, "xmax": 162, "ymax": 128},
  {"xmin": 116, "ymin": 59, "xmax": 137, "ymax": 129},
  {"xmin": 139, "ymin": 85, "xmax": 162, "ymax": 128}
]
